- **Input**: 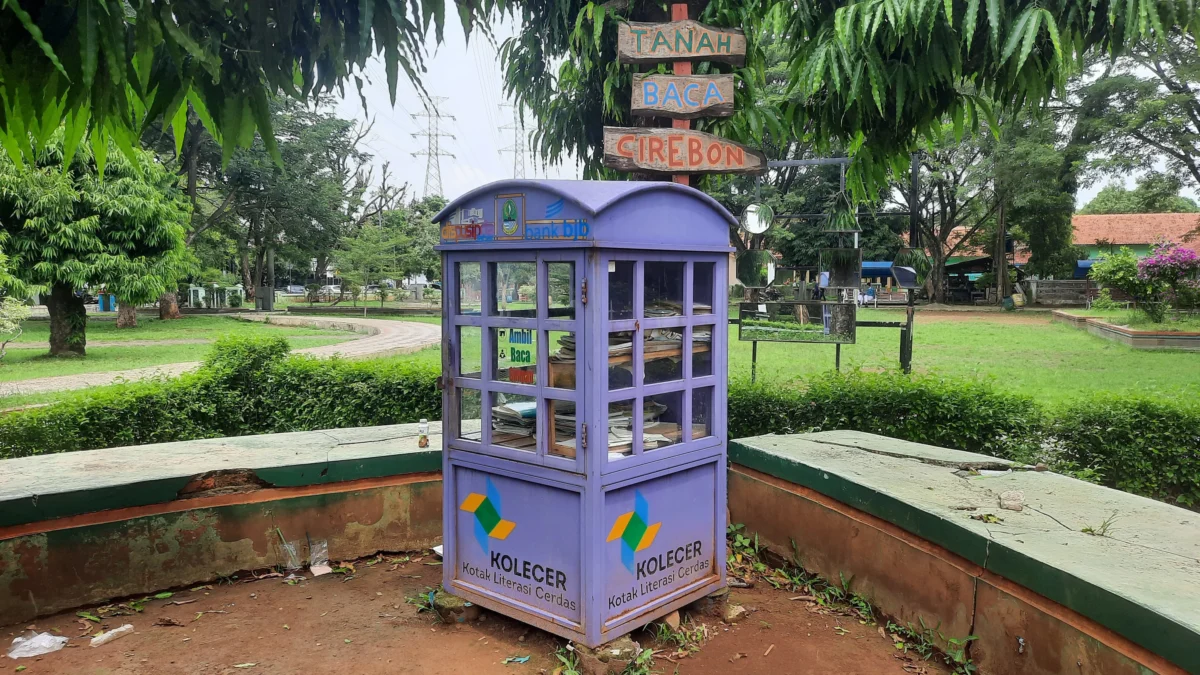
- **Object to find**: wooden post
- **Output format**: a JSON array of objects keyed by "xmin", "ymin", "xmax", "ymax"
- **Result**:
[{"xmin": 671, "ymin": 2, "xmax": 690, "ymax": 187}]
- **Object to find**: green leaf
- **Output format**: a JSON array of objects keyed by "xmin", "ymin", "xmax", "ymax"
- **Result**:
[
  {"xmin": 1016, "ymin": 10, "xmax": 1041, "ymax": 70},
  {"xmin": 963, "ymin": 0, "xmax": 980, "ymax": 49},
  {"xmin": 248, "ymin": 89, "xmax": 280, "ymax": 165},
  {"xmin": 171, "ymin": 101, "xmax": 188, "ymax": 157},
  {"xmin": 1001, "ymin": 9, "xmax": 1033, "ymax": 63},
  {"xmin": 5, "ymin": 0, "xmax": 69, "ymax": 78},
  {"xmin": 79, "ymin": 0, "xmax": 98, "ymax": 87},
  {"xmin": 986, "ymin": 0, "xmax": 1003, "ymax": 52}
]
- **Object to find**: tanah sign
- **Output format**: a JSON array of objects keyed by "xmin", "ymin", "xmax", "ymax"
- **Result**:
[
  {"xmin": 618, "ymin": 20, "xmax": 746, "ymax": 65},
  {"xmin": 603, "ymin": 127, "xmax": 766, "ymax": 175},
  {"xmin": 631, "ymin": 74, "xmax": 734, "ymax": 119}
]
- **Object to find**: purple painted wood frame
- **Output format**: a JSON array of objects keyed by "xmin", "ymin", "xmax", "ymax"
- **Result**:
[{"xmin": 438, "ymin": 180, "xmax": 731, "ymax": 647}]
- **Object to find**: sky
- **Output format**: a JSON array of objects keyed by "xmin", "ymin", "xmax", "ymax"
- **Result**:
[{"xmin": 333, "ymin": 20, "xmax": 580, "ymax": 204}]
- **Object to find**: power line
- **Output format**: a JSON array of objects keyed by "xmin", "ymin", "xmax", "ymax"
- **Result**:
[
  {"xmin": 411, "ymin": 95, "xmax": 456, "ymax": 198},
  {"xmin": 499, "ymin": 103, "xmax": 527, "ymax": 179}
]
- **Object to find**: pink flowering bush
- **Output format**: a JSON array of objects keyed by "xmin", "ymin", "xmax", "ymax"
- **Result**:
[{"xmin": 1138, "ymin": 242, "xmax": 1200, "ymax": 313}]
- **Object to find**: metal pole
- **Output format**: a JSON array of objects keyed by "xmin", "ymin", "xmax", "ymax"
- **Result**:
[
  {"xmin": 835, "ymin": 343, "xmax": 841, "ymax": 371},
  {"xmin": 903, "ymin": 289, "xmax": 915, "ymax": 374},
  {"xmin": 751, "ymin": 340, "xmax": 758, "ymax": 384}
]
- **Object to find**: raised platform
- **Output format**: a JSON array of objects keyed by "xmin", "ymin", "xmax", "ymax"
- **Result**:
[
  {"xmin": 729, "ymin": 430, "xmax": 1198, "ymax": 675},
  {"xmin": 1052, "ymin": 310, "xmax": 1200, "ymax": 351},
  {"xmin": 0, "ymin": 423, "xmax": 442, "ymax": 624},
  {"xmin": 3, "ymin": 426, "xmax": 1196, "ymax": 673}
]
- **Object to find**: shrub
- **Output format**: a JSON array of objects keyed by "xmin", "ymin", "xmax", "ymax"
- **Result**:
[
  {"xmin": 0, "ymin": 337, "xmax": 438, "ymax": 458},
  {"xmin": 729, "ymin": 371, "xmax": 1044, "ymax": 461},
  {"xmin": 1090, "ymin": 288, "xmax": 1122, "ymax": 311},
  {"xmin": 1049, "ymin": 395, "xmax": 1200, "ymax": 508}
]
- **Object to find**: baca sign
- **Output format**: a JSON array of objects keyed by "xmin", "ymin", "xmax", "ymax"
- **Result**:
[{"xmin": 632, "ymin": 74, "xmax": 734, "ymax": 119}]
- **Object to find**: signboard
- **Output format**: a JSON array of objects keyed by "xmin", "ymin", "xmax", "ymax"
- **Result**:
[
  {"xmin": 453, "ymin": 467, "xmax": 582, "ymax": 624},
  {"xmin": 603, "ymin": 127, "xmax": 766, "ymax": 176},
  {"xmin": 440, "ymin": 198, "xmax": 592, "ymax": 244},
  {"xmin": 631, "ymin": 74, "xmax": 734, "ymax": 119},
  {"xmin": 738, "ymin": 302, "xmax": 858, "ymax": 344},
  {"xmin": 618, "ymin": 20, "xmax": 746, "ymax": 65},
  {"xmin": 602, "ymin": 463, "xmax": 718, "ymax": 623}
]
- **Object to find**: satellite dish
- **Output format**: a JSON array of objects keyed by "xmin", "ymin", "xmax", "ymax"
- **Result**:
[{"xmin": 741, "ymin": 203, "xmax": 774, "ymax": 235}]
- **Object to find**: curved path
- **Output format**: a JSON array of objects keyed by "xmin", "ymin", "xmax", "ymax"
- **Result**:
[{"xmin": 0, "ymin": 314, "xmax": 441, "ymax": 397}]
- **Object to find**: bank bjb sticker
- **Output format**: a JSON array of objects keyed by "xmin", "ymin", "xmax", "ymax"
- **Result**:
[
  {"xmin": 455, "ymin": 469, "xmax": 582, "ymax": 622},
  {"xmin": 603, "ymin": 466, "xmax": 717, "ymax": 620},
  {"xmin": 501, "ymin": 199, "xmax": 520, "ymax": 235}
]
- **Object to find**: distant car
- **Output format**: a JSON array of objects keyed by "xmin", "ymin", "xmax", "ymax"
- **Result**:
[
  {"xmin": 429, "ymin": 281, "xmax": 442, "ymax": 290},
  {"xmin": 320, "ymin": 285, "xmax": 341, "ymax": 295},
  {"xmin": 285, "ymin": 285, "xmax": 305, "ymax": 294}
]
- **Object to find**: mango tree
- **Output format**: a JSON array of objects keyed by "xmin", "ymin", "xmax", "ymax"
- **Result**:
[{"xmin": 0, "ymin": 136, "xmax": 190, "ymax": 354}]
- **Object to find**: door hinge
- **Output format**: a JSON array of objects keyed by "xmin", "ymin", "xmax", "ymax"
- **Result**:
[
  {"xmin": 581, "ymin": 277, "xmax": 588, "ymax": 305},
  {"xmin": 581, "ymin": 423, "xmax": 588, "ymax": 449}
]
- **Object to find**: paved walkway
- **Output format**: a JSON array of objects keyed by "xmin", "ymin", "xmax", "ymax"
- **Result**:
[{"xmin": 0, "ymin": 314, "xmax": 441, "ymax": 397}]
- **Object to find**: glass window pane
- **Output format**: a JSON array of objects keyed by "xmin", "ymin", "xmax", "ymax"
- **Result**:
[
  {"xmin": 608, "ymin": 260, "xmax": 635, "ymax": 320},
  {"xmin": 458, "ymin": 262, "xmax": 481, "ymax": 315},
  {"xmin": 547, "ymin": 330, "xmax": 576, "ymax": 390},
  {"xmin": 692, "ymin": 325, "xmax": 713, "ymax": 378},
  {"xmin": 607, "ymin": 398, "xmax": 636, "ymax": 460},
  {"xmin": 458, "ymin": 326, "xmax": 481, "ymax": 378},
  {"xmin": 548, "ymin": 398, "xmax": 577, "ymax": 459},
  {"xmin": 491, "ymin": 392, "xmax": 537, "ymax": 452},
  {"xmin": 644, "ymin": 261, "xmax": 684, "ymax": 317},
  {"xmin": 644, "ymin": 390, "xmax": 683, "ymax": 450},
  {"xmin": 492, "ymin": 262, "xmax": 537, "ymax": 318},
  {"xmin": 607, "ymin": 331, "xmax": 635, "ymax": 391},
  {"xmin": 457, "ymin": 387, "xmax": 482, "ymax": 442},
  {"xmin": 693, "ymin": 262, "xmax": 714, "ymax": 315},
  {"xmin": 492, "ymin": 328, "xmax": 537, "ymax": 385},
  {"xmin": 692, "ymin": 387, "xmax": 714, "ymax": 440},
  {"xmin": 644, "ymin": 328, "xmax": 683, "ymax": 384},
  {"xmin": 548, "ymin": 262, "xmax": 575, "ymax": 320}
]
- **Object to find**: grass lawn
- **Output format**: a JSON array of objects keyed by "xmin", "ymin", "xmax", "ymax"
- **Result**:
[
  {"xmin": 5, "ymin": 311, "xmax": 1194, "ymax": 410},
  {"xmin": 13, "ymin": 315, "xmax": 351, "ymax": 343},
  {"xmin": 1061, "ymin": 308, "xmax": 1200, "ymax": 331},
  {"xmin": 402, "ymin": 310, "xmax": 1199, "ymax": 404},
  {"xmin": 0, "ymin": 316, "xmax": 357, "ymax": 385}
]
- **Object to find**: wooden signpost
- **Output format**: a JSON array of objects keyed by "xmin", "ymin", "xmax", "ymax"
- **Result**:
[
  {"xmin": 631, "ymin": 74, "xmax": 734, "ymax": 119},
  {"xmin": 604, "ymin": 6, "xmax": 762, "ymax": 183},
  {"xmin": 603, "ymin": 127, "xmax": 766, "ymax": 175},
  {"xmin": 617, "ymin": 20, "xmax": 747, "ymax": 66}
]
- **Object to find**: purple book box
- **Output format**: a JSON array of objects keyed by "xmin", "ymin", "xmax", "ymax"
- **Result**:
[{"xmin": 434, "ymin": 179, "xmax": 732, "ymax": 646}]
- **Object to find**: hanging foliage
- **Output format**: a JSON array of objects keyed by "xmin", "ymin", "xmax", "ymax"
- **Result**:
[{"xmin": 0, "ymin": 0, "xmax": 502, "ymax": 168}]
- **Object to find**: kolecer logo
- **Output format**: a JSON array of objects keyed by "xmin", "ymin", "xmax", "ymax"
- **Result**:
[
  {"xmin": 460, "ymin": 477, "xmax": 515, "ymax": 554},
  {"xmin": 607, "ymin": 490, "xmax": 661, "ymax": 575}
]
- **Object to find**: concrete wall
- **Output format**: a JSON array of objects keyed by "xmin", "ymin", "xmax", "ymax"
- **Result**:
[
  {"xmin": 728, "ymin": 431, "xmax": 1198, "ymax": 675},
  {"xmin": 0, "ymin": 423, "xmax": 443, "ymax": 626},
  {"xmin": 1053, "ymin": 310, "xmax": 1200, "ymax": 351}
]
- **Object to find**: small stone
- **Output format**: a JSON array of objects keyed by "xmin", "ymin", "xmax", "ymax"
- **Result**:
[
  {"xmin": 461, "ymin": 603, "xmax": 482, "ymax": 622},
  {"xmin": 999, "ymin": 490, "xmax": 1025, "ymax": 512},
  {"xmin": 1034, "ymin": 463, "xmax": 1049, "ymax": 472},
  {"xmin": 662, "ymin": 610, "xmax": 681, "ymax": 631},
  {"xmin": 575, "ymin": 636, "xmax": 640, "ymax": 675},
  {"xmin": 724, "ymin": 604, "xmax": 748, "ymax": 624},
  {"xmin": 431, "ymin": 590, "xmax": 468, "ymax": 624}
]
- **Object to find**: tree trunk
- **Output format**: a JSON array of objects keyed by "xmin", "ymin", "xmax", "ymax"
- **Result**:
[
  {"xmin": 46, "ymin": 282, "xmax": 87, "ymax": 356},
  {"xmin": 930, "ymin": 250, "xmax": 948, "ymax": 304},
  {"xmin": 116, "ymin": 301, "xmax": 138, "ymax": 328},
  {"xmin": 994, "ymin": 200, "xmax": 1009, "ymax": 302},
  {"xmin": 240, "ymin": 250, "xmax": 254, "ymax": 300},
  {"xmin": 159, "ymin": 291, "xmax": 183, "ymax": 319}
]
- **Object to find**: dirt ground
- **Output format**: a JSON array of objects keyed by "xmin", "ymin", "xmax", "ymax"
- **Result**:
[
  {"xmin": 3, "ymin": 553, "xmax": 947, "ymax": 675},
  {"xmin": 904, "ymin": 309, "xmax": 1053, "ymax": 326}
]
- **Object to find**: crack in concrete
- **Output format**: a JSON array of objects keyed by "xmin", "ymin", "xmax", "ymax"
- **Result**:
[{"xmin": 817, "ymin": 440, "xmax": 1013, "ymax": 471}]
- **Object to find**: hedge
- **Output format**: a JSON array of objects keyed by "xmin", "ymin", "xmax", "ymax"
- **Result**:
[
  {"xmin": 0, "ymin": 336, "xmax": 440, "ymax": 458},
  {"xmin": 1, "ymin": 337, "xmax": 1196, "ymax": 510}
]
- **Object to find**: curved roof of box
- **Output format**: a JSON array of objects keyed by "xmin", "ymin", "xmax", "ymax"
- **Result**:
[{"xmin": 432, "ymin": 179, "xmax": 738, "ymax": 227}]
